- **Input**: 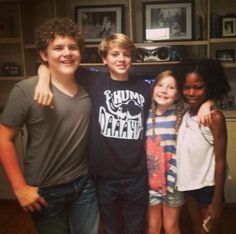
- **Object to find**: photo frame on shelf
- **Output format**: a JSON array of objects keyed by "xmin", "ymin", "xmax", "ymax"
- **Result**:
[
  {"xmin": 75, "ymin": 4, "xmax": 125, "ymax": 43},
  {"xmin": 143, "ymin": 1, "xmax": 193, "ymax": 42},
  {"xmin": 222, "ymin": 17, "xmax": 236, "ymax": 37},
  {"xmin": 81, "ymin": 47, "xmax": 102, "ymax": 63},
  {"xmin": 215, "ymin": 49, "xmax": 235, "ymax": 62}
]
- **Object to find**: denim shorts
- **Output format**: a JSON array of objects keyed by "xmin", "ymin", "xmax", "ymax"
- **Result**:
[
  {"xmin": 149, "ymin": 189, "xmax": 185, "ymax": 207},
  {"xmin": 184, "ymin": 186, "xmax": 215, "ymax": 206}
]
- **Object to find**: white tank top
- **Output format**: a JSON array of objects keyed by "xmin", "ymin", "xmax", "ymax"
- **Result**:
[{"xmin": 176, "ymin": 111, "xmax": 215, "ymax": 191}]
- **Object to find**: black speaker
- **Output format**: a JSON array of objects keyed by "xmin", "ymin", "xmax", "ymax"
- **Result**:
[{"xmin": 136, "ymin": 46, "xmax": 171, "ymax": 62}]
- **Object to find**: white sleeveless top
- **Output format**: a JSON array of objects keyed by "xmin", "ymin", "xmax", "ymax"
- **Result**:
[{"xmin": 176, "ymin": 111, "xmax": 215, "ymax": 191}]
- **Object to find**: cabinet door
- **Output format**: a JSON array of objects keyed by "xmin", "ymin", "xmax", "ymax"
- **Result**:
[
  {"xmin": 21, "ymin": 0, "xmax": 55, "ymax": 77},
  {"xmin": 225, "ymin": 119, "xmax": 236, "ymax": 203}
]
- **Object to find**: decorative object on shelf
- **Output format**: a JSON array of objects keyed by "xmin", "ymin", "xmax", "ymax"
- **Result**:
[
  {"xmin": 133, "ymin": 46, "xmax": 182, "ymax": 62},
  {"xmin": 143, "ymin": 1, "xmax": 193, "ymax": 42},
  {"xmin": 135, "ymin": 46, "xmax": 171, "ymax": 62},
  {"xmin": 210, "ymin": 14, "xmax": 222, "ymax": 38},
  {"xmin": 195, "ymin": 0, "xmax": 207, "ymax": 40},
  {"xmin": 75, "ymin": 4, "xmax": 124, "ymax": 43},
  {"xmin": 222, "ymin": 17, "xmax": 236, "ymax": 37},
  {"xmin": 81, "ymin": 47, "xmax": 102, "ymax": 63},
  {"xmin": 219, "ymin": 94, "xmax": 235, "ymax": 110},
  {"xmin": 215, "ymin": 50, "xmax": 235, "ymax": 62},
  {"xmin": 1, "ymin": 62, "xmax": 21, "ymax": 76},
  {"xmin": 0, "ymin": 16, "xmax": 13, "ymax": 37}
]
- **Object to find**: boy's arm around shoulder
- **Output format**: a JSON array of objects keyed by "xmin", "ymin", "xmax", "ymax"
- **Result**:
[
  {"xmin": 197, "ymin": 99, "xmax": 216, "ymax": 126},
  {"xmin": 0, "ymin": 123, "xmax": 47, "ymax": 212},
  {"xmin": 208, "ymin": 111, "xmax": 227, "ymax": 220},
  {"xmin": 34, "ymin": 64, "xmax": 53, "ymax": 107}
]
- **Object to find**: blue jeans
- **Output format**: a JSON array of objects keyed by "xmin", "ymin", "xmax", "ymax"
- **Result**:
[
  {"xmin": 96, "ymin": 174, "xmax": 149, "ymax": 234},
  {"xmin": 32, "ymin": 175, "xmax": 99, "ymax": 234}
]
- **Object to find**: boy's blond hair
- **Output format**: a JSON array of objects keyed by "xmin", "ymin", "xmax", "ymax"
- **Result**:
[{"xmin": 98, "ymin": 33, "xmax": 136, "ymax": 58}]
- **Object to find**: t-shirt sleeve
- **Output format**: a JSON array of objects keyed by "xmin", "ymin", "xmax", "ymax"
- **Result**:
[{"xmin": 1, "ymin": 84, "xmax": 30, "ymax": 128}]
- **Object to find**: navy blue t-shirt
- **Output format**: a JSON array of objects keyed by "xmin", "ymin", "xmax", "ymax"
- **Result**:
[{"xmin": 76, "ymin": 68, "xmax": 151, "ymax": 178}]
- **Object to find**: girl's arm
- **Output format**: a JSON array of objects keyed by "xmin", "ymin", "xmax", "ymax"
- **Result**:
[
  {"xmin": 33, "ymin": 64, "xmax": 53, "ymax": 107},
  {"xmin": 207, "ymin": 111, "xmax": 227, "ymax": 220}
]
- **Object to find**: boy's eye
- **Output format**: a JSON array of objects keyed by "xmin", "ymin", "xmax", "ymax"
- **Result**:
[
  {"xmin": 110, "ymin": 52, "xmax": 131, "ymax": 58},
  {"xmin": 69, "ymin": 46, "xmax": 79, "ymax": 51},
  {"xmin": 124, "ymin": 52, "xmax": 131, "ymax": 57},
  {"xmin": 53, "ymin": 46, "xmax": 79, "ymax": 51},
  {"xmin": 54, "ymin": 47, "xmax": 62, "ymax": 51},
  {"xmin": 111, "ymin": 52, "xmax": 119, "ymax": 57}
]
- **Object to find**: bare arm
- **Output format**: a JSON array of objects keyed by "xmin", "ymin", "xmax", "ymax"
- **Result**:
[
  {"xmin": 0, "ymin": 124, "xmax": 47, "ymax": 212},
  {"xmin": 33, "ymin": 64, "xmax": 53, "ymax": 107},
  {"xmin": 207, "ymin": 111, "xmax": 227, "ymax": 220},
  {"xmin": 197, "ymin": 99, "xmax": 216, "ymax": 126}
]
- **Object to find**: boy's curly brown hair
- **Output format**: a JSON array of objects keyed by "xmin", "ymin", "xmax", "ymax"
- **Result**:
[{"xmin": 34, "ymin": 17, "xmax": 84, "ymax": 53}]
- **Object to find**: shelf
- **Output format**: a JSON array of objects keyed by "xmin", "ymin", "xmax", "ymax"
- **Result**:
[
  {"xmin": 0, "ymin": 38, "xmax": 22, "ymax": 44},
  {"xmin": 133, "ymin": 61, "xmax": 179, "ymax": 66},
  {"xmin": 210, "ymin": 38, "xmax": 236, "ymax": 43},
  {"xmin": 25, "ymin": 41, "xmax": 210, "ymax": 49},
  {"xmin": 24, "ymin": 43, "xmax": 36, "ymax": 49},
  {"xmin": 80, "ymin": 63, "xmax": 105, "ymax": 67},
  {"xmin": 0, "ymin": 76, "xmax": 24, "ymax": 81},
  {"xmin": 222, "ymin": 63, "xmax": 236, "ymax": 68},
  {"xmin": 137, "ymin": 40, "xmax": 209, "ymax": 47},
  {"xmin": 81, "ymin": 61, "xmax": 181, "ymax": 67}
]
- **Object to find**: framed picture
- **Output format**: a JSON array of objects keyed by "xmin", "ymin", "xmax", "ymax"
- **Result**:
[
  {"xmin": 75, "ymin": 5, "xmax": 125, "ymax": 43},
  {"xmin": 222, "ymin": 17, "xmax": 236, "ymax": 37},
  {"xmin": 215, "ymin": 49, "xmax": 235, "ymax": 62},
  {"xmin": 143, "ymin": 1, "xmax": 193, "ymax": 41}
]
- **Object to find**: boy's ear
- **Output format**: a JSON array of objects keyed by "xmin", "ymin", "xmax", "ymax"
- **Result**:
[
  {"xmin": 102, "ymin": 57, "xmax": 107, "ymax": 65},
  {"xmin": 39, "ymin": 50, "xmax": 48, "ymax": 63}
]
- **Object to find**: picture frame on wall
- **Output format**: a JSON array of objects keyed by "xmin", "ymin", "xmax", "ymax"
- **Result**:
[
  {"xmin": 215, "ymin": 49, "xmax": 235, "ymax": 62},
  {"xmin": 222, "ymin": 17, "xmax": 236, "ymax": 37},
  {"xmin": 75, "ymin": 4, "xmax": 125, "ymax": 43},
  {"xmin": 143, "ymin": 1, "xmax": 193, "ymax": 42}
]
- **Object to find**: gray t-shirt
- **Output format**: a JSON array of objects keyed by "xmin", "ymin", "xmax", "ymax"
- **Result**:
[{"xmin": 1, "ymin": 76, "xmax": 91, "ymax": 187}]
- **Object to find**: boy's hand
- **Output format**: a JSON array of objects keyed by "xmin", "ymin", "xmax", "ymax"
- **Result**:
[
  {"xmin": 198, "ymin": 100, "xmax": 215, "ymax": 126},
  {"xmin": 33, "ymin": 64, "xmax": 53, "ymax": 108},
  {"xmin": 14, "ymin": 185, "xmax": 48, "ymax": 212},
  {"xmin": 34, "ymin": 82, "xmax": 53, "ymax": 107}
]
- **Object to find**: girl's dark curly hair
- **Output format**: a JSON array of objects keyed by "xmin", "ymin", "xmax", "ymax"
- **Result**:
[
  {"xmin": 173, "ymin": 58, "xmax": 231, "ymax": 101},
  {"xmin": 34, "ymin": 17, "xmax": 84, "ymax": 53}
]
